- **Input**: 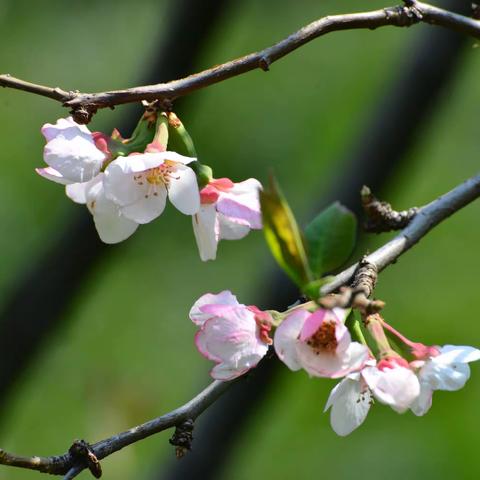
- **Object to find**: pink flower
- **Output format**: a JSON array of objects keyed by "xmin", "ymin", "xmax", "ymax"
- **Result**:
[
  {"xmin": 38, "ymin": 117, "xmax": 106, "ymax": 183},
  {"xmin": 103, "ymin": 151, "xmax": 200, "ymax": 224},
  {"xmin": 190, "ymin": 291, "xmax": 271, "ymax": 381},
  {"xmin": 362, "ymin": 357, "xmax": 420, "ymax": 413},
  {"xmin": 192, "ymin": 178, "xmax": 262, "ymax": 261},
  {"xmin": 410, "ymin": 344, "xmax": 480, "ymax": 416},
  {"xmin": 274, "ymin": 308, "xmax": 369, "ymax": 378}
]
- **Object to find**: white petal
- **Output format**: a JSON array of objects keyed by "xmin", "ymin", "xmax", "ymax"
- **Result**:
[
  {"xmin": 420, "ymin": 361, "xmax": 471, "ymax": 391},
  {"xmin": 167, "ymin": 164, "xmax": 200, "ymax": 215},
  {"xmin": 192, "ymin": 205, "xmax": 219, "ymax": 261},
  {"xmin": 84, "ymin": 174, "xmax": 139, "ymax": 243},
  {"xmin": 189, "ymin": 291, "xmax": 240, "ymax": 326},
  {"xmin": 363, "ymin": 365, "xmax": 420, "ymax": 413},
  {"xmin": 161, "ymin": 151, "xmax": 196, "ymax": 165},
  {"xmin": 274, "ymin": 309, "xmax": 309, "ymax": 371},
  {"xmin": 218, "ymin": 214, "xmax": 251, "ymax": 240},
  {"xmin": 35, "ymin": 167, "xmax": 72, "ymax": 185},
  {"xmin": 436, "ymin": 345, "xmax": 480, "ymax": 364},
  {"xmin": 66, "ymin": 182, "xmax": 89, "ymax": 204},
  {"xmin": 410, "ymin": 383, "xmax": 433, "ymax": 416},
  {"xmin": 103, "ymin": 157, "xmax": 146, "ymax": 206},
  {"xmin": 41, "ymin": 116, "xmax": 91, "ymax": 141},
  {"xmin": 325, "ymin": 377, "xmax": 371, "ymax": 436},
  {"xmin": 43, "ymin": 128, "xmax": 105, "ymax": 183},
  {"xmin": 121, "ymin": 187, "xmax": 167, "ymax": 224}
]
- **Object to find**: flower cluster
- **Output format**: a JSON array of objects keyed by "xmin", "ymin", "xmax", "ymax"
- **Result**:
[
  {"xmin": 191, "ymin": 292, "xmax": 480, "ymax": 436},
  {"xmin": 36, "ymin": 116, "xmax": 262, "ymax": 259}
]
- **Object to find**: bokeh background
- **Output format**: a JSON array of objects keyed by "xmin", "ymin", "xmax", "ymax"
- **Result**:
[{"xmin": 0, "ymin": 0, "xmax": 479, "ymax": 478}]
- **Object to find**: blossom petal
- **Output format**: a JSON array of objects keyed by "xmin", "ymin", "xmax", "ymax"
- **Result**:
[
  {"xmin": 192, "ymin": 204, "xmax": 219, "ymax": 261},
  {"xmin": 410, "ymin": 383, "xmax": 433, "ymax": 416},
  {"xmin": 325, "ymin": 375, "xmax": 371, "ymax": 436},
  {"xmin": 41, "ymin": 116, "xmax": 91, "ymax": 141},
  {"xmin": 167, "ymin": 164, "xmax": 200, "ymax": 215},
  {"xmin": 42, "ymin": 118, "xmax": 105, "ymax": 183},
  {"xmin": 420, "ymin": 361, "xmax": 471, "ymax": 391},
  {"xmin": 198, "ymin": 309, "xmax": 268, "ymax": 379},
  {"xmin": 189, "ymin": 291, "xmax": 240, "ymax": 326},
  {"xmin": 216, "ymin": 178, "xmax": 262, "ymax": 229},
  {"xmin": 84, "ymin": 174, "xmax": 139, "ymax": 243},
  {"xmin": 121, "ymin": 187, "xmax": 167, "ymax": 224},
  {"xmin": 35, "ymin": 167, "xmax": 72, "ymax": 185},
  {"xmin": 66, "ymin": 182, "xmax": 89, "ymax": 204},
  {"xmin": 103, "ymin": 157, "xmax": 146, "ymax": 206},
  {"xmin": 93, "ymin": 209, "xmax": 139, "ymax": 244},
  {"xmin": 218, "ymin": 214, "xmax": 250, "ymax": 240},
  {"xmin": 435, "ymin": 345, "xmax": 480, "ymax": 365},
  {"xmin": 362, "ymin": 365, "xmax": 420, "ymax": 413},
  {"xmin": 274, "ymin": 309, "xmax": 310, "ymax": 371}
]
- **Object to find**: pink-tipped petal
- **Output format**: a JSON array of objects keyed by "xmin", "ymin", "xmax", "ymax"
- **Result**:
[
  {"xmin": 189, "ymin": 291, "xmax": 240, "ymax": 325},
  {"xmin": 36, "ymin": 167, "xmax": 72, "ymax": 185},
  {"xmin": 274, "ymin": 309, "xmax": 310, "ymax": 371}
]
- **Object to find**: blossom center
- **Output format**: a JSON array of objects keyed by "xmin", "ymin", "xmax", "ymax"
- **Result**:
[
  {"xmin": 306, "ymin": 321, "xmax": 337, "ymax": 353},
  {"xmin": 145, "ymin": 163, "xmax": 176, "ymax": 186}
]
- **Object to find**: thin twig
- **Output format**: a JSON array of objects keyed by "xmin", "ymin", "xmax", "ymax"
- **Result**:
[
  {"xmin": 0, "ymin": 170, "xmax": 479, "ymax": 477},
  {"xmin": 0, "ymin": 1, "xmax": 479, "ymax": 117},
  {"xmin": 321, "ymin": 172, "xmax": 480, "ymax": 295}
]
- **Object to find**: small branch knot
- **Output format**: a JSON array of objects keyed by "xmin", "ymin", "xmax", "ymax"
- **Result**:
[
  {"xmin": 68, "ymin": 440, "xmax": 102, "ymax": 478},
  {"xmin": 351, "ymin": 258, "xmax": 378, "ymax": 298},
  {"xmin": 319, "ymin": 258, "xmax": 384, "ymax": 314},
  {"xmin": 69, "ymin": 104, "xmax": 97, "ymax": 125},
  {"xmin": 259, "ymin": 57, "xmax": 271, "ymax": 72},
  {"xmin": 384, "ymin": 4, "xmax": 423, "ymax": 27},
  {"xmin": 361, "ymin": 185, "xmax": 418, "ymax": 233},
  {"xmin": 169, "ymin": 419, "xmax": 194, "ymax": 458}
]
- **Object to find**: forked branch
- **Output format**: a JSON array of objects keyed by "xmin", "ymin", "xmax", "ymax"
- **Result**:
[{"xmin": 0, "ymin": 1, "xmax": 479, "ymax": 120}]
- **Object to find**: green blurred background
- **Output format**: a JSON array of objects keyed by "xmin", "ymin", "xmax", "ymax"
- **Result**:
[{"xmin": 0, "ymin": 0, "xmax": 479, "ymax": 478}]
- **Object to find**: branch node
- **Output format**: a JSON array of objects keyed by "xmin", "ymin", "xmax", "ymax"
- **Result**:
[
  {"xmin": 68, "ymin": 440, "xmax": 102, "ymax": 478},
  {"xmin": 69, "ymin": 104, "xmax": 97, "ymax": 125},
  {"xmin": 384, "ymin": 5, "xmax": 422, "ymax": 27},
  {"xmin": 259, "ymin": 57, "xmax": 271, "ymax": 72},
  {"xmin": 169, "ymin": 419, "xmax": 194, "ymax": 458},
  {"xmin": 361, "ymin": 185, "xmax": 418, "ymax": 233}
]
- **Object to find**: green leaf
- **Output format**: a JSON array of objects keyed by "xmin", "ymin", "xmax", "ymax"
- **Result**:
[
  {"xmin": 260, "ymin": 177, "xmax": 312, "ymax": 288},
  {"xmin": 305, "ymin": 202, "xmax": 357, "ymax": 277}
]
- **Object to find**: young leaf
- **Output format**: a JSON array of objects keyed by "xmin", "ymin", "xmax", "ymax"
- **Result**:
[
  {"xmin": 260, "ymin": 177, "xmax": 312, "ymax": 288},
  {"xmin": 305, "ymin": 202, "xmax": 357, "ymax": 276}
]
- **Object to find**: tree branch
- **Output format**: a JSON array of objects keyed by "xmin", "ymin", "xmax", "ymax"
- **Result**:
[
  {"xmin": 321, "ymin": 172, "xmax": 480, "ymax": 295},
  {"xmin": 1, "ymin": 1, "xmax": 479, "ymax": 117},
  {"xmin": 0, "ymin": 170, "xmax": 478, "ymax": 478}
]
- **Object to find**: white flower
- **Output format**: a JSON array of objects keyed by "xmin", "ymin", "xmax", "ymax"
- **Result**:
[
  {"xmin": 104, "ymin": 151, "xmax": 200, "ymax": 224},
  {"xmin": 40, "ymin": 117, "xmax": 106, "ymax": 183},
  {"xmin": 274, "ymin": 308, "xmax": 369, "ymax": 378},
  {"xmin": 193, "ymin": 178, "xmax": 262, "ymax": 261},
  {"xmin": 362, "ymin": 357, "xmax": 420, "ymax": 413},
  {"xmin": 324, "ymin": 370, "xmax": 372, "ymax": 436},
  {"xmin": 410, "ymin": 344, "xmax": 480, "ymax": 416},
  {"xmin": 66, "ymin": 173, "xmax": 138, "ymax": 244},
  {"xmin": 190, "ymin": 291, "xmax": 271, "ymax": 381}
]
